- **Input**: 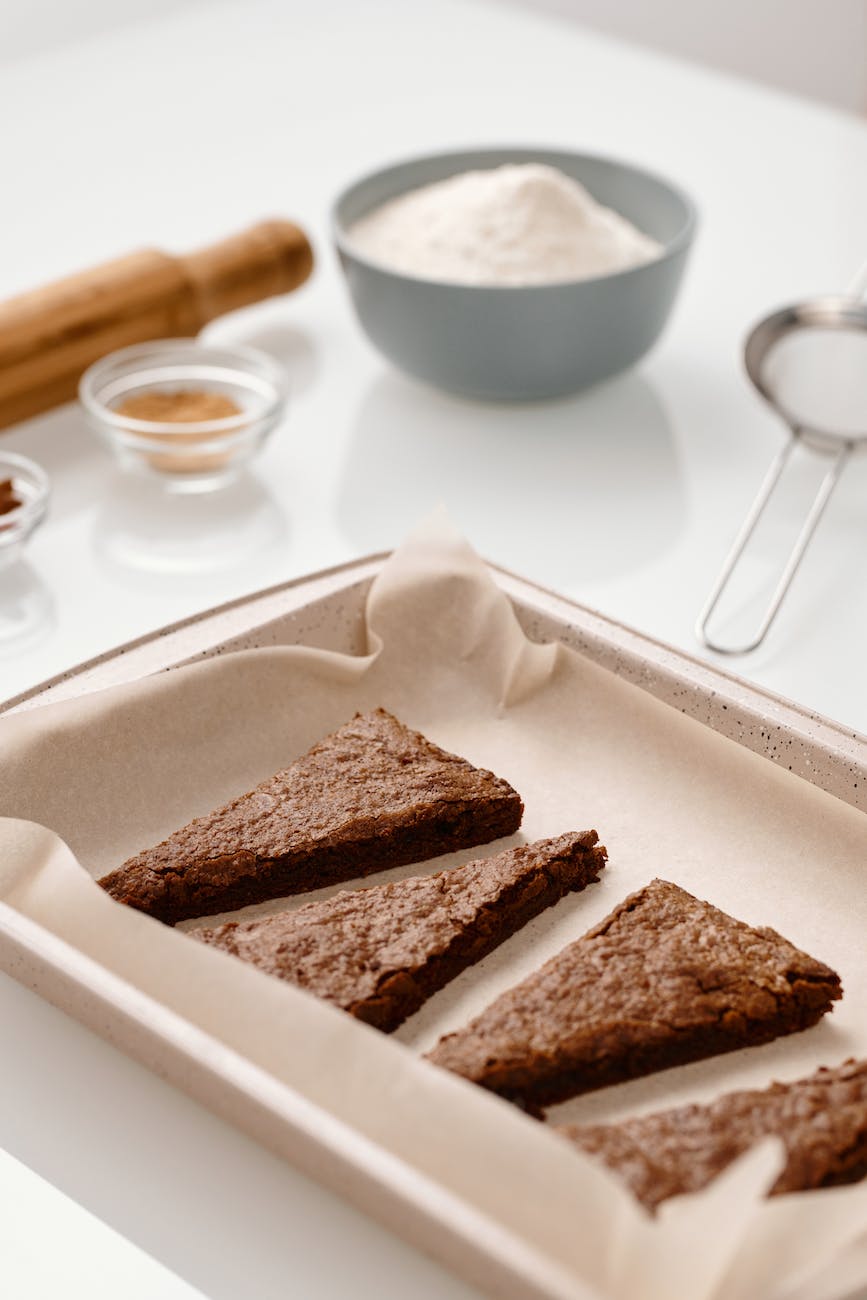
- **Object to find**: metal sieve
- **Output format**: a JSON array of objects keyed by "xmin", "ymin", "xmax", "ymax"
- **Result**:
[{"xmin": 696, "ymin": 292, "xmax": 867, "ymax": 654}]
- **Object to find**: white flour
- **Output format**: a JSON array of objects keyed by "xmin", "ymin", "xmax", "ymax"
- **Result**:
[{"xmin": 348, "ymin": 163, "xmax": 662, "ymax": 286}]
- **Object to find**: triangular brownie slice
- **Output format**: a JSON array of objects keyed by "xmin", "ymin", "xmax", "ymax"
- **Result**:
[
  {"xmin": 99, "ymin": 708, "xmax": 523, "ymax": 924},
  {"xmin": 427, "ymin": 879, "xmax": 841, "ymax": 1106},
  {"xmin": 557, "ymin": 1057, "xmax": 867, "ymax": 1210},
  {"xmin": 194, "ymin": 831, "xmax": 606, "ymax": 1032}
]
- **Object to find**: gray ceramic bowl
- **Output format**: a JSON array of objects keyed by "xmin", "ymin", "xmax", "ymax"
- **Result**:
[{"xmin": 333, "ymin": 146, "xmax": 696, "ymax": 401}]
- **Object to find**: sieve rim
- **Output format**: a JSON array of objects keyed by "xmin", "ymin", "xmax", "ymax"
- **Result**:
[{"xmin": 744, "ymin": 296, "xmax": 867, "ymax": 445}]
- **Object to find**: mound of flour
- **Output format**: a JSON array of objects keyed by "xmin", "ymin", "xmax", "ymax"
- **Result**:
[{"xmin": 348, "ymin": 163, "xmax": 662, "ymax": 286}]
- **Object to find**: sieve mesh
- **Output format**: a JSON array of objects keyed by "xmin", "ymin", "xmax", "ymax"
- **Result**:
[{"xmin": 761, "ymin": 325, "xmax": 867, "ymax": 441}]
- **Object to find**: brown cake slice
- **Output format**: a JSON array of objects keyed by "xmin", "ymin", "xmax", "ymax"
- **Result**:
[
  {"xmin": 558, "ymin": 1058, "xmax": 867, "ymax": 1211},
  {"xmin": 99, "ymin": 708, "xmax": 523, "ymax": 925},
  {"xmin": 194, "ymin": 831, "xmax": 606, "ymax": 1032},
  {"xmin": 426, "ymin": 879, "xmax": 841, "ymax": 1107}
]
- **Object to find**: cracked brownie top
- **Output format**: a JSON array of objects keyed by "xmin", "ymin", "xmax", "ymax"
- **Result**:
[
  {"xmin": 427, "ymin": 879, "xmax": 842, "ymax": 1105},
  {"xmin": 558, "ymin": 1057, "xmax": 867, "ymax": 1209},
  {"xmin": 99, "ymin": 708, "xmax": 523, "ymax": 924},
  {"xmin": 194, "ymin": 830, "xmax": 606, "ymax": 1031}
]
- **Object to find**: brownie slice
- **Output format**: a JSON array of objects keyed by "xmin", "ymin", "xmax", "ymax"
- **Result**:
[
  {"xmin": 194, "ymin": 830, "xmax": 606, "ymax": 1031},
  {"xmin": 99, "ymin": 708, "xmax": 523, "ymax": 925},
  {"xmin": 558, "ymin": 1058, "xmax": 867, "ymax": 1210},
  {"xmin": 426, "ymin": 879, "xmax": 841, "ymax": 1107}
]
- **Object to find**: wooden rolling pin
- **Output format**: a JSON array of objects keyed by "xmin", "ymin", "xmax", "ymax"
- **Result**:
[{"xmin": 0, "ymin": 219, "xmax": 314, "ymax": 429}]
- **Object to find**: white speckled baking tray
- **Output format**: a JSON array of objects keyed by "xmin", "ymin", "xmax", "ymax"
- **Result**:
[
  {"xmin": 5, "ymin": 554, "xmax": 865, "ymax": 812},
  {"xmin": 1, "ymin": 554, "xmax": 865, "ymax": 1300}
]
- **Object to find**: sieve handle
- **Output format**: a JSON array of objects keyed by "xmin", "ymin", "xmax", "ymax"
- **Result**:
[{"xmin": 695, "ymin": 433, "xmax": 852, "ymax": 654}]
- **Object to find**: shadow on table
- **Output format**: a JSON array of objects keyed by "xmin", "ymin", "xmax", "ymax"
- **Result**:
[
  {"xmin": 0, "ymin": 559, "xmax": 56, "ymax": 659},
  {"xmin": 92, "ymin": 468, "xmax": 288, "ymax": 587},
  {"xmin": 336, "ymin": 369, "xmax": 685, "ymax": 586},
  {"xmin": 0, "ymin": 404, "xmax": 114, "ymax": 523}
]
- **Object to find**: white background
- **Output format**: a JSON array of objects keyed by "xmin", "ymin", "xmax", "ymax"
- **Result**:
[
  {"xmin": 3, "ymin": 0, "xmax": 866, "ymax": 113},
  {"xmin": 530, "ymin": 0, "xmax": 867, "ymax": 114}
]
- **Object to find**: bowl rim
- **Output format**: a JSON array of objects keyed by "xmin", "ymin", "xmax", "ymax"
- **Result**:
[
  {"xmin": 332, "ymin": 144, "xmax": 698, "ymax": 292},
  {"xmin": 78, "ymin": 339, "xmax": 290, "ymax": 440}
]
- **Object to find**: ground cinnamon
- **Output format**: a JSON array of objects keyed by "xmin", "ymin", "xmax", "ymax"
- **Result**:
[
  {"xmin": 115, "ymin": 389, "xmax": 242, "ymax": 423},
  {"xmin": 0, "ymin": 477, "xmax": 21, "ymax": 516},
  {"xmin": 114, "ymin": 388, "xmax": 243, "ymax": 475}
]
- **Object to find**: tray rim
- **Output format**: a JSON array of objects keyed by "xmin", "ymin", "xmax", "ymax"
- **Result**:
[
  {"xmin": 0, "ymin": 900, "xmax": 590, "ymax": 1300},
  {"xmin": 0, "ymin": 552, "xmax": 390, "ymax": 714},
  {"xmin": 1, "ymin": 553, "xmax": 866, "ymax": 1300},
  {"xmin": 4, "ymin": 552, "xmax": 865, "ymax": 813}
]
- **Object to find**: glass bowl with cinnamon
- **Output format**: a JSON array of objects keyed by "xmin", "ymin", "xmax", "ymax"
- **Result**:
[
  {"xmin": 0, "ymin": 451, "xmax": 50, "ymax": 564},
  {"xmin": 79, "ymin": 340, "xmax": 289, "ymax": 489}
]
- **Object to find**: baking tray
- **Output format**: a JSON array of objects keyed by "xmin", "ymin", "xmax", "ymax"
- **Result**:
[
  {"xmin": 1, "ymin": 554, "xmax": 866, "ymax": 1300},
  {"xmin": 5, "ymin": 555, "xmax": 865, "ymax": 812}
]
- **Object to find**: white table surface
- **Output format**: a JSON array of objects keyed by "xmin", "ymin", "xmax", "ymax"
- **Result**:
[{"xmin": 1, "ymin": 2, "xmax": 866, "ymax": 1296}]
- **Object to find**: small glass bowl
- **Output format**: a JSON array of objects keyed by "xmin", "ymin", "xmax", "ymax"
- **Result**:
[
  {"xmin": 0, "ymin": 451, "xmax": 50, "ymax": 565},
  {"xmin": 79, "ymin": 340, "xmax": 289, "ymax": 490}
]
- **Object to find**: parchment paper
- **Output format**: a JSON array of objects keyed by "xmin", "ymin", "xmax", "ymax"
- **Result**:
[{"xmin": 1, "ymin": 514, "xmax": 866, "ymax": 1300}]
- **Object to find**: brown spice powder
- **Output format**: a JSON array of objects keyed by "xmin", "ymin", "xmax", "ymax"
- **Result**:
[
  {"xmin": 115, "ymin": 390, "xmax": 242, "ymax": 424},
  {"xmin": 114, "ymin": 388, "xmax": 243, "ymax": 475},
  {"xmin": 0, "ymin": 477, "xmax": 22, "ymax": 517}
]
